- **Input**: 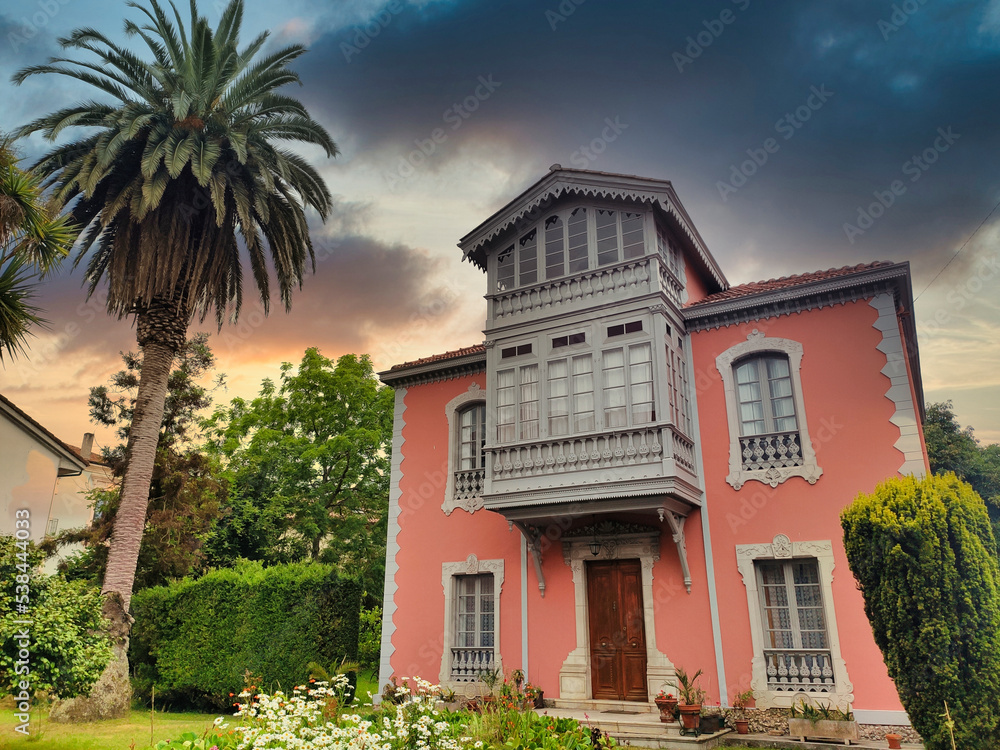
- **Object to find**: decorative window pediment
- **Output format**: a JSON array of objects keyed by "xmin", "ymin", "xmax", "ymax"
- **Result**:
[{"xmin": 716, "ymin": 331, "xmax": 822, "ymax": 489}]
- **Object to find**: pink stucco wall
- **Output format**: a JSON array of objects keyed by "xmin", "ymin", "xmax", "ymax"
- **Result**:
[
  {"xmin": 690, "ymin": 299, "xmax": 910, "ymax": 711},
  {"xmin": 390, "ymin": 374, "xmax": 525, "ymax": 681}
]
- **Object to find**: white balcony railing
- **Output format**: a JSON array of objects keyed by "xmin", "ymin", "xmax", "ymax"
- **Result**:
[
  {"xmin": 739, "ymin": 430, "xmax": 804, "ymax": 472},
  {"xmin": 490, "ymin": 258, "xmax": 653, "ymax": 320},
  {"xmin": 450, "ymin": 647, "xmax": 496, "ymax": 682},
  {"xmin": 488, "ymin": 424, "xmax": 695, "ymax": 481},
  {"xmin": 657, "ymin": 262, "xmax": 685, "ymax": 307},
  {"xmin": 453, "ymin": 469, "xmax": 485, "ymax": 502},
  {"xmin": 763, "ymin": 648, "xmax": 835, "ymax": 693}
]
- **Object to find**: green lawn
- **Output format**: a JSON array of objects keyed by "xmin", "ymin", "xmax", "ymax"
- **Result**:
[
  {"xmin": 0, "ymin": 708, "xmax": 220, "ymax": 749},
  {"xmin": 0, "ymin": 673, "xmax": 378, "ymax": 750}
]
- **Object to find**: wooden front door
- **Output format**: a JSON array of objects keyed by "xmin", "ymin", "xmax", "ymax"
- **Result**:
[{"xmin": 587, "ymin": 559, "xmax": 647, "ymax": 701}]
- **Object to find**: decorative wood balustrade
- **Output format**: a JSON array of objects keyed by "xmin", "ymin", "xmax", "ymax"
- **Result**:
[
  {"xmin": 657, "ymin": 263, "xmax": 685, "ymax": 307},
  {"xmin": 450, "ymin": 648, "xmax": 496, "ymax": 682},
  {"xmin": 739, "ymin": 430, "xmax": 804, "ymax": 471},
  {"xmin": 490, "ymin": 258, "xmax": 652, "ymax": 319},
  {"xmin": 488, "ymin": 425, "xmax": 695, "ymax": 480},
  {"xmin": 453, "ymin": 469, "xmax": 485, "ymax": 502},
  {"xmin": 763, "ymin": 648, "xmax": 836, "ymax": 693}
]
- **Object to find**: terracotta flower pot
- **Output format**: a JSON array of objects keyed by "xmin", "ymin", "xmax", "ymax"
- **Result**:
[
  {"xmin": 677, "ymin": 703, "xmax": 702, "ymax": 731},
  {"xmin": 734, "ymin": 718, "xmax": 750, "ymax": 734},
  {"xmin": 654, "ymin": 696, "xmax": 678, "ymax": 722},
  {"xmin": 886, "ymin": 733, "xmax": 903, "ymax": 749}
]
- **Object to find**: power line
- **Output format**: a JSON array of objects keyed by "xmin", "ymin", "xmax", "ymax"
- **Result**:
[{"xmin": 914, "ymin": 195, "xmax": 1000, "ymax": 303}]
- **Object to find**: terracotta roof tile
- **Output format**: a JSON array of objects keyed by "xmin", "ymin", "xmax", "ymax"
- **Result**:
[
  {"xmin": 686, "ymin": 261, "xmax": 894, "ymax": 307},
  {"xmin": 388, "ymin": 344, "xmax": 486, "ymax": 372},
  {"xmin": 67, "ymin": 445, "xmax": 110, "ymax": 465}
]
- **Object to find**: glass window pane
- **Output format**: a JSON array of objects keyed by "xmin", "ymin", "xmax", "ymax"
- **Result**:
[
  {"xmin": 545, "ymin": 215, "xmax": 565, "ymax": 279},
  {"xmin": 596, "ymin": 210, "xmax": 618, "ymax": 265},
  {"xmin": 770, "ymin": 378, "xmax": 793, "ymax": 399},
  {"xmin": 605, "ymin": 406, "xmax": 627, "ymax": 427},
  {"xmin": 518, "ymin": 230, "xmax": 537, "ymax": 286},
  {"xmin": 736, "ymin": 361, "xmax": 758, "ymax": 384},
  {"xmin": 496, "ymin": 245, "xmax": 514, "ymax": 292},
  {"xmin": 767, "ymin": 357, "xmax": 790, "ymax": 378},
  {"xmin": 568, "ymin": 208, "xmax": 589, "ymax": 272},
  {"xmin": 621, "ymin": 213, "xmax": 645, "ymax": 259}
]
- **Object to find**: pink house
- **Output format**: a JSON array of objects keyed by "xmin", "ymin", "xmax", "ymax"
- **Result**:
[{"xmin": 377, "ymin": 167, "xmax": 927, "ymax": 728}]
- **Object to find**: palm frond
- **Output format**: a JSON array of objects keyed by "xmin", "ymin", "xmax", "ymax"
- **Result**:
[{"xmin": 11, "ymin": 0, "xmax": 336, "ymax": 326}]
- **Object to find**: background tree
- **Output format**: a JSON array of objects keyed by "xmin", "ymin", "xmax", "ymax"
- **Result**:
[
  {"xmin": 0, "ymin": 537, "xmax": 113, "ymax": 704},
  {"xmin": 924, "ymin": 400, "xmax": 1000, "ymax": 543},
  {"xmin": 14, "ymin": 0, "xmax": 334, "ymax": 717},
  {"xmin": 43, "ymin": 335, "xmax": 227, "ymax": 590},
  {"xmin": 841, "ymin": 474, "xmax": 1000, "ymax": 750},
  {"xmin": 0, "ymin": 136, "xmax": 74, "ymax": 360},
  {"xmin": 204, "ymin": 350, "xmax": 392, "ymax": 601}
]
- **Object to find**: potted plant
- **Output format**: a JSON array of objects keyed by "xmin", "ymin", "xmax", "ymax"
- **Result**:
[
  {"xmin": 674, "ymin": 667, "xmax": 707, "ymax": 734},
  {"xmin": 788, "ymin": 699, "xmax": 859, "ymax": 744},
  {"xmin": 653, "ymin": 687, "xmax": 678, "ymax": 722},
  {"xmin": 730, "ymin": 689, "xmax": 754, "ymax": 734},
  {"xmin": 700, "ymin": 702, "xmax": 724, "ymax": 734},
  {"xmin": 885, "ymin": 732, "xmax": 902, "ymax": 749},
  {"xmin": 524, "ymin": 683, "xmax": 544, "ymax": 709}
]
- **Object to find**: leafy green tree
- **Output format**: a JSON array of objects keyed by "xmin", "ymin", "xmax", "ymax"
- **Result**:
[
  {"xmin": 204, "ymin": 350, "xmax": 392, "ymax": 598},
  {"xmin": 924, "ymin": 401, "xmax": 1000, "ymax": 542},
  {"xmin": 89, "ymin": 332, "xmax": 224, "ymax": 467},
  {"xmin": 13, "ymin": 0, "xmax": 334, "ymax": 715},
  {"xmin": 0, "ymin": 537, "xmax": 113, "ymax": 701},
  {"xmin": 0, "ymin": 136, "xmax": 74, "ymax": 360},
  {"xmin": 841, "ymin": 474, "xmax": 1000, "ymax": 749}
]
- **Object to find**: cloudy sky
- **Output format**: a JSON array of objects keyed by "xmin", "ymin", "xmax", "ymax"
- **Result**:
[{"xmin": 1, "ymin": 0, "xmax": 998, "ymax": 452}]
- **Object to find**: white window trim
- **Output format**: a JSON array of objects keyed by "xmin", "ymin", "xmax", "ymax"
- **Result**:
[
  {"xmin": 715, "ymin": 330, "xmax": 822, "ymax": 489},
  {"xmin": 440, "ymin": 554, "xmax": 504, "ymax": 693},
  {"xmin": 443, "ymin": 385, "xmax": 487, "ymax": 516},
  {"xmin": 735, "ymin": 535, "xmax": 854, "ymax": 711}
]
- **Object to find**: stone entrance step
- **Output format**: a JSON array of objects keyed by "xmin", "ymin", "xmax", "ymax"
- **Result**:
[{"xmin": 537, "ymin": 706, "xmax": 733, "ymax": 749}]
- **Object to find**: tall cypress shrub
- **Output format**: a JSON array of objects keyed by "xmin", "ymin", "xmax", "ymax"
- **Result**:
[{"xmin": 841, "ymin": 474, "xmax": 1000, "ymax": 749}]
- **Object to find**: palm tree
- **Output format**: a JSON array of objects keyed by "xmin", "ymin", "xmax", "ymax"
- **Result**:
[
  {"xmin": 13, "ymin": 0, "xmax": 335, "ymax": 716},
  {"xmin": 0, "ymin": 137, "xmax": 75, "ymax": 360}
]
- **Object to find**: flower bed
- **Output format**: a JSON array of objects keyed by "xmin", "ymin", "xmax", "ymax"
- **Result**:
[{"xmin": 155, "ymin": 675, "xmax": 615, "ymax": 750}]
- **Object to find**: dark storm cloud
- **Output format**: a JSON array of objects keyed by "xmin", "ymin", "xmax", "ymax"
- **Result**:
[
  {"xmin": 210, "ymin": 232, "xmax": 464, "ymax": 361},
  {"xmin": 295, "ymin": 0, "xmax": 1000, "ymax": 274},
  {"xmin": 8, "ymin": 228, "xmax": 461, "ymax": 370}
]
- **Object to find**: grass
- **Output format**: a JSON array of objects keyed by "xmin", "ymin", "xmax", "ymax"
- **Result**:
[
  {"xmin": 0, "ymin": 707, "xmax": 219, "ymax": 749},
  {"xmin": 0, "ymin": 671, "xmax": 380, "ymax": 750}
]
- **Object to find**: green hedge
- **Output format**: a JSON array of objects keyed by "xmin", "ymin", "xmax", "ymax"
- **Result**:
[{"xmin": 130, "ymin": 560, "xmax": 360, "ymax": 710}]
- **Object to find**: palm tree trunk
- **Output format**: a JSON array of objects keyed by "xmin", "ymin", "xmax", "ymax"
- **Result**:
[
  {"xmin": 101, "ymin": 337, "xmax": 174, "ymax": 608},
  {"xmin": 50, "ymin": 298, "xmax": 188, "ymax": 722}
]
